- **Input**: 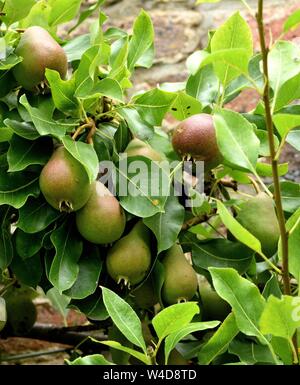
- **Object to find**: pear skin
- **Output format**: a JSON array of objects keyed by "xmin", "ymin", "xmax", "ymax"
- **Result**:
[
  {"xmin": 39, "ymin": 146, "xmax": 93, "ymax": 212},
  {"xmin": 76, "ymin": 181, "xmax": 126, "ymax": 244},
  {"xmin": 106, "ymin": 221, "xmax": 152, "ymax": 286},
  {"xmin": 161, "ymin": 243, "xmax": 198, "ymax": 305},
  {"xmin": 236, "ymin": 192, "xmax": 280, "ymax": 257},
  {"xmin": 13, "ymin": 26, "xmax": 67, "ymax": 91},
  {"xmin": 130, "ymin": 276, "xmax": 159, "ymax": 309}
]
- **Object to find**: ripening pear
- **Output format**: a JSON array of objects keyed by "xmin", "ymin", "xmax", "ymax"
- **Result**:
[
  {"xmin": 39, "ymin": 146, "xmax": 93, "ymax": 212},
  {"xmin": 161, "ymin": 243, "xmax": 198, "ymax": 305},
  {"xmin": 106, "ymin": 221, "xmax": 152, "ymax": 286},
  {"xmin": 125, "ymin": 138, "xmax": 163, "ymax": 161},
  {"xmin": 172, "ymin": 114, "xmax": 221, "ymax": 162},
  {"xmin": 130, "ymin": 276, "xmax": 159, "ymax": 309},
  {"xmin": 13, "ymin": 26, "xmax": 68, "ymax": 91},
  {"xmin": 236, "ymin": 192, "xmax": 280, "ymax": 257},
  {"xmin": 76, "ymin": 181, "xmax": 126, "ymax": 244}
]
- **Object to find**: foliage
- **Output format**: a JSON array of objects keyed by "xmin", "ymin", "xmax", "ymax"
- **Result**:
[{"xmin": 0, "ymin": 0, "xmax": 300, "ymax": 366}]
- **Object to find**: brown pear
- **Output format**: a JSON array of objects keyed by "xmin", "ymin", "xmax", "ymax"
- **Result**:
[
  {"xmin": 172, "ymin": 114, "xmax": 221, "ymax": 165},
  {"xmin": 76, "ymin": 181, "xmax": 126, "ymax": 244},
  {"xmin": 13, "ymin": 26, "xmax": 68, "ymax": 91}
]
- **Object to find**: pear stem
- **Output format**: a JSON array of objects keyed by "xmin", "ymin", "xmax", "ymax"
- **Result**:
[
  {"xmin": 256, "ymin": 0, "xmax": 298, "ymax": 359},
  {"xmin": 71, "ymin": 119, "xmax": 96, "ymax": 145}
]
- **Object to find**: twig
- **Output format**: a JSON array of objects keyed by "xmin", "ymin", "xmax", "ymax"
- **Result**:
[
  {"xmin": 256, "ymin": 0, "xmax": 297, "ymax": 358},
  {"xmin": 181, "ymin": 215, "xmax": 208, "ymax": 231}
]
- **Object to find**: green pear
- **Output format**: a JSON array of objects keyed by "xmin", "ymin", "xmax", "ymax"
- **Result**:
[
  {"xmin": 130, "ymin": 276, "xmax": 159, "ymax": 309},
  {"xmin": 5, "ymin": 295, "xmax": 37, "ymax": 335},
  {"xmin": 199, "ymin": 276, "xmax": 231, "ymax": 321},
  {"xmin": 161, "ymin": 243, "xmax": 198, "ymax": 305},
  {"xmin": 106, "ymin": 221, "xmax": 152, "ymax": 286},
  {"xmin": 236, "ymin": 192, "xmax": 280, "ymax": 257},
  {"xmin": 76, "ymin": 181, "xmax": 126, "ymax": 244},
  {"xmin": 39, "ymin": 146, "xmax": 93, "ymax": 212},
  {"xmin": 13, "ymin": 26, "xmax": 68, "ymax": 91},
  {"xmin": 125, "ymin": 138, "xmax": 163, "ymax": 161}
]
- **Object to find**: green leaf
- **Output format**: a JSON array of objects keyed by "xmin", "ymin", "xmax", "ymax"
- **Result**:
[
  {"xmin": 2, "ymin": 0, "xmax": 35, "ymax": 25},
  {"xmin": 152, "ymin": 302, "xmax": 199, "ymax": 340},
  {"xmin": 209, "ymin": 267, "xmax": 267, "ymax": 343},
  {"xmin": 101, "ymin": 287, "xmax": 147, "ymax": 353},
  {"xmin": 283, "ymin": 8, "xmax": 300, "ymax": 33},
  {"xmin": 118, "ymin": 108, "xmax": 153, "ymax": 141},
  {"xmin": 10, "ymin": 252, "xmax": 42, "ymax": 287},
  {"xmin": 196, "ymin": 0, "xmax": 221, "ymax": 3},
  {"xmin": 117, "ymin": 156, "xmax": 169, "ymax": 218},
  {"xmin": 269, "ymin": 41, "xmax": 300, "ymax": 110},
  {"xmin": 262, "ymin": 273, "xmax": 282, "ymax": 300},
  {"xmin": 274, "ymin": 73, "xmax": 300, "ymax": 111},
  {"xmin": 198, "ymin": 313, "xmax": 239, "ymax": 365},
  {"xmin": 62, "ymin": 136, "xmax": 98, "ymax": 183},
  {"xmin": 164, "ymin": 321, "xmax": 219, "ymax": 364},
  {"xmin": 47, "ymin": 287, "xmax": 70, "ymax": 320},
  {"xmin": 49, "ymin": 219, "xmax": 82, "ymax": 292},
  {"xmin": 127, "ymin": 10, "xmax": 154, "ymax": 71},
  {"xmin": 7, "ymin": 135, "xmax": 52, "ymax": 172},
  {"xmin": 0, "ymin": 54, "xmax": 22, "ymax": 70},
  {"xmin": 63, "ymin": 34, "xmax": 91, "ymax": 62},
  {"xmin": 88, "ymin": 78, "xmax": 123, "ymax": 102},
  {"xmin": 170, "ymin": 92, "xmax": 202, "ymax": 121},
  {"xmin": 45, "ymin": 69, "xmax": 78, "ymax": 113},
  {"xmin": 48, "ymin": 0, "xmax": 81, "ymax": 26},
  {"xmin": 186, "ymin": 64, "xmax": 219, "ymax": 107},
  {"xmin": 189, "ymin": 236, "xmax": 254, "ymax": 274},
  {"xmin": 273, "ymin": 113, "xmax": 300, "ymax": 138},
  {"xmin": 70, "ymin": 291, "xmax": 108, "ymax": 321},
  {"xmin": 279, "ymin": 208, "xmax": 300, "ymax": 282},
  {"xmin": 68, "ymin": 0, "xmax": 105, "ymax": 34},
  {"xmin": 19, "ymin": 1, "xmax": 51, "ymax": 29},
  {"xmin": 256, "ymin": 162, "xmax": 288, "ymax": 177},
  {"xmin": 133, "ymin": 88, "xmax": 177, "ymax": 126},
  {"xmin": 67, "ymin": 354, "xmax": 114, "ymax": 365},
  {"xmin": 143, "ymin": 194, "xmax": 184, "ymax": 254},
  {"xmin": 17, "ymin": 196, "xmax": 62, "ymax": 233},
  {"xmin": 20, "ymin": 95, "xmax": 74, "ymax": 139},
  {"xmin": 260, "ymin": 295, "xmax": 300, "ymax": 340},
  {"xmin": 229, "ymin": 339, "xmax": 276, "ymax": 364},
  {"xmin": 276, "ymin": 181, "xmax": 300, "ymax": 213},
  {"xmin": 64, "ymin": 246, "xmax": 102, "ymax": 299},
  {"xmin": 0, "ymin": 168, "xmax": 39, "ymax": 208},
  {"xmin": 214, "ymin": 109, "xmax": 260, "ymax": 173},
  {"xmin": 216, "ymin": 201, "xmax": 262, "ymax": 256},
  {"xmin": 15, "ymin": 229, "xmax": 44, "ymax": 260},
  {"xmin": 4, "ymin": 119, "xmax": 39, "ymax": 140},
  {"xmin": 210, "ymin": 12, "xmax": 253, "ymax": 85},
  {"xmin": 0, "ymin": 206, "xmax": 13, "ymax": 270},
  {"xmin": 93, "ymin": 340, "xmax": 149, "ymax": 365}
]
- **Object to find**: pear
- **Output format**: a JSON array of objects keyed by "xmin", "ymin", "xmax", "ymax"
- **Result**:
[
  {"xmin": 199, "ymin": 276, "xmax": 231, "ymax": 321},
  {"xmin": 13, "ymin": 26, "xmax": 68, "ymax": 91},
  {"xmin": 125, "ymin": 138, "xmax": 163, "ymax": 161},
  {"xmin": 236, "ymin": 192, "xmax": 280, "ymax": 257},
  {"xmin": 172, "ymin": 113, "xmax": 221, "ymax": 164},
  {"xmin": 76, "ymin": 181, "xmax": 126, "ymax": 244},
  {"xmin": 130, "ymin": 276, "xmax": 159, "ymax": 309},
  {"xmin": 106, "ymin": 221, "xmax": 152, "ymax": 286},
  {"xmin": 161, "ymin": 243, "xmax": 198, "ymax": 305},
  {"xmin": 39, "ymin": 146, "xmax": 93, "ymax": 212},
  {"xmin": 5, "ymin": 295, "xmax": 37, "ymax": 335}
]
